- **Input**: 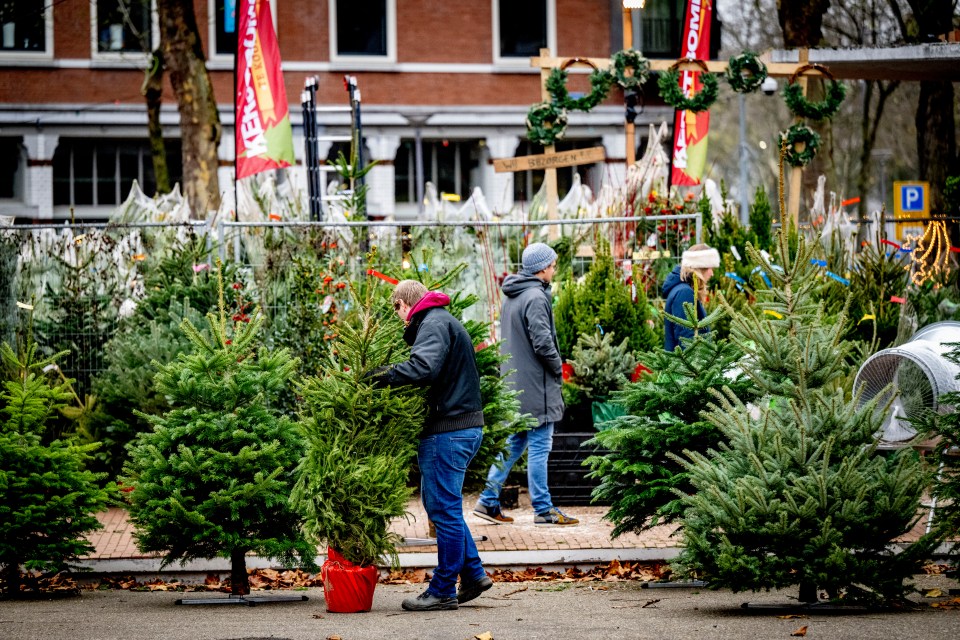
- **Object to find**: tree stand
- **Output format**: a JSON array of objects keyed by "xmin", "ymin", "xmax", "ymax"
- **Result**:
[{"xmin": 175, "ymin": 549, "xmax": 310, "ymax": 606}]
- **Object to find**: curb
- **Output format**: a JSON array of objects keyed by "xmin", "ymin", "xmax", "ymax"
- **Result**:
[{"xmin": 74, "ymin": 547, "xmax": 683, "ymax": 579}]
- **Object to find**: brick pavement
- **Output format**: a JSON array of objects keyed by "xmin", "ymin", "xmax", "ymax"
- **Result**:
[
  {"xmin": 83, "ymin": 490, "xmax": 937, "ymax": 563},
  {"xmin": 82, "ymin": 491, "xmax": 679, "ymax": 561}
]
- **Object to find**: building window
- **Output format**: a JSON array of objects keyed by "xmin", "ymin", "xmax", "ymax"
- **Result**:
[
  {"xmin": 0, "ymin": 138, "xmax": 23, "ymax": 199},
  {"xmin": 210, "ymin": 0, "xmax": 277, "ymax": 59},
  {"xmin": 329, "ymin": 0, "xmax": 396, "ymax": 61},
  {"xmin": 94, "ymin": 1, "xmax": 153, "ymax": 54},
  {"xmin": 0, "ymin": 3, "xmax": 50, "ymax": 54},
  {"xmin": 395, "ymin": 140, "xmax": 480, "ymax": 203},
  {"xmin": 494, "ymin": 0, "xmax": 555, "ymax": 60},
  {"xmin": 53, "ymin": 139, "xmax": 182, "ymax": 207}
]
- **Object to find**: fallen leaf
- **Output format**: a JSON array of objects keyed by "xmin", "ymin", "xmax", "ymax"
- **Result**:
[
  {"xmin": 642, "ymin": 598, "xmax": 661, "ymax": 608},
  {"xmin": 777, "ymin": 615, "xmax": 808, "ymax": 620},
  {"xmin": 474, "ymin": 633, "xmax": 494, "ymax": 640},
  {"xmin": 312, "ymin": 613, "xmax": 325, "ymax": 619},
  {"xmin": 925, "ymin": 588, "xmax": 944, "ymax": 598},
  {"xmin": 327, "ymin": 636, "xmax": 342, "ymax": 640},
  {"xmin": 791, "ymin": 626, "xmax": 808, "ymax": 637}
]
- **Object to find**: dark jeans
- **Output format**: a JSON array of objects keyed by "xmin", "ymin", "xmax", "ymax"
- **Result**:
[{"xmin": 418, "ymin": 426, "xmax": 485, "ymax": 598}]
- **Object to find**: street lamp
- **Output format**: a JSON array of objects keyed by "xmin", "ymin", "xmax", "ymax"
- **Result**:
[{"xmin": 738, "ymin": 77, "xmax": 779, "ymax": 225}]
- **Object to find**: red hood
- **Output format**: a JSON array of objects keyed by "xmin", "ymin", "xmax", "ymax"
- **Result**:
[{"xmin": 409, "ymin": 290, "xmax": 450, "ymax": 317}]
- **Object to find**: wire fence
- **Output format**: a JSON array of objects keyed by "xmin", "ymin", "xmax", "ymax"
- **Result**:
[{"xmin": 1, "ymin": 214, "xmax": 700, "ymax": 396}]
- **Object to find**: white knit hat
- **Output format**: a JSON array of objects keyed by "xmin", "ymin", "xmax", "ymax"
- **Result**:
[{"xmin": 681, "ymin": 247, "xmax": 720, "ymax": 269}]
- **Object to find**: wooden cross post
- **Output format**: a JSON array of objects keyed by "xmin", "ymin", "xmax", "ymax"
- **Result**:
[
  {"xmin": 623, "ymin": 7, "xmax": 636, "ymax": 165},
  {"xmin": 529, "ymin": 49, "xmax": 612, "ymax": 240},
  {"xmin": 786, "ymin": 48, "xmax": 809, "ymax": 230}
]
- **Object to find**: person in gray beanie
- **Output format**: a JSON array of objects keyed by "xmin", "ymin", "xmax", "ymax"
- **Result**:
[{"xmin": 474, "ymin": 242, "xmax": 579, "ymax": 527}]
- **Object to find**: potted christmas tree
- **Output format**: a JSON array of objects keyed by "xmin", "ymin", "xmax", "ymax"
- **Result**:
[
  {"xmin": 0, "ymin": 320, "xmax": 112, "ymax": 597},
  {"xmin": 671, "ymin": 233, "xmax": 935, "ymax": 606},
  {"xmin": 566, "ymin": 330, "xmax": 636, "ymax": 428},
  {"xmin": 291, "ymin": 283, "xmax": 424, "ymax": 612},
  {"xmin": 122, "ymin": 275, "xmax": 314, "ymax": 598}
]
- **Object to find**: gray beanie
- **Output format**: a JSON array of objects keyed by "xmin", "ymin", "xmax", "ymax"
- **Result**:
[{"xmin": 520, "ymin": 242, "xmax": 558, "ymax": 276}]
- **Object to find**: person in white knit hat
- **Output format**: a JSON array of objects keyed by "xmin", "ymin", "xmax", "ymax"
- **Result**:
[{"xmin": 662, "ymin": 243, "xmax": 720, "ymax": 351}]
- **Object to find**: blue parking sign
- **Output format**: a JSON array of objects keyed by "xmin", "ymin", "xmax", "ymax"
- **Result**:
[{"xmin": 899, "ymin": 184, "xmax": 926, "ymax": 212}]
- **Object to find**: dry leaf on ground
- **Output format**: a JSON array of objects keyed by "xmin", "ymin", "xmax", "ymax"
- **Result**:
[{"xmin": 790, "ymin": 626, "xmax": 808, "ymax": 637}]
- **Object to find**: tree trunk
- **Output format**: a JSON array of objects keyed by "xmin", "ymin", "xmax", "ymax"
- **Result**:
[
  {"xmin": 916, "ymin": 80, "xmax": 957, "ymax": 214},
  {"xmin": 230, "ymin": 548, "xmax": 250, "ymax": 596},
  {"xmin": 142, "ymin": 49, "xmax": 171, "ymax": 195},
  {"xmin": 2, "ymin": 559, "xmax": 21, "ymax": 596},
  {"xmin": 798, "ymin": 580, "xmax": 818, "ymax": 603},
  {"xmin": 156, "ymin": 0, "xmax": 222, "ymax": 218}
]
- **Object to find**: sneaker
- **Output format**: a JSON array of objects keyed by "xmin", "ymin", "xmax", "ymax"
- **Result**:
[
  {"xmin": 534, "ymin": 507, "xmax": 579, "ymax": 526},
  {"xmin": 401, "ymin": 590, "xmax": 459, "ymax": 611},
  {"xmin": 457, "ymin": 575, "xmax": 494, "ymax": 604},
  {"xmin": 473, "ymin": 503, "xmax": 514, "ymax": 525}
]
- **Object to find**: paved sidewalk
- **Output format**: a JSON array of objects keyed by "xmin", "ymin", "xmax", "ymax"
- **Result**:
[
  {"xmin": 81, "ymin": 490, "xmax": 938, "ymax": 574},
  {"xmin": 81, "ymin": 492, "xmax": 682, "ymax": 573}
]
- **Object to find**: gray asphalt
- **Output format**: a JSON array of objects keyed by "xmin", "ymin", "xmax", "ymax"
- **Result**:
[{"xmin": 1, "ymin": 576, "xmax": 958, "ymax": 640}]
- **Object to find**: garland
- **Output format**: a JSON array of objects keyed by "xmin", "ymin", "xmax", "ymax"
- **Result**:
[
  {"xmin": 546, "ymin": 66, "xmax": 614, "ymax": 112},
  {"xmin": 526, "ymin": 102, "xmax": 569, "ymax": 146},
  {"xmin": 611, "ymin": 49, "xmax": 649, "ymax": 91},
  {"xmin": 783, "ymin": 64, "xmax": 847, "ymax": 120},
  {"xmin": 779, "ymin": 124, "xmax": 821, "ymax": 167},
  {"xmin": 725, "ymin": 51, "xmax": 767, "ymax": 94},
  {"xmin": 657, "ymin": 60, "xmax": 719, "ymax": 112}
]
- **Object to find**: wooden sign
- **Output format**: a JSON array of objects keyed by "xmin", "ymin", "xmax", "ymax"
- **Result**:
[{"xmin": 493, "ymin": 146, "xmax": 606, "ymax": 173}]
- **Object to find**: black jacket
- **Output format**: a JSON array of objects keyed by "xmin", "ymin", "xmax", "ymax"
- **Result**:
[{"xmin": 379, "ymin": 292, "xmax": 484, "ymax": 437}]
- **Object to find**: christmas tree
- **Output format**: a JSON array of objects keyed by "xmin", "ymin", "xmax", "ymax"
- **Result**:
[
  {"xmin": 0, "ymin": 323, "xmax": 112, "ymax": 595},
  {"xmin": 672, "ymin": 233, "xmax": 933, "ymax": 605},
  {"xmin": 122, "ymin": 272, "xmax": 313, "ymax": 596},
  {"xmin": 555, "ymin": 239, "xmax": 657, "ymax": 359},
  {"xmin": 585, "ymin": 329, "xmax": 754, "ymax": 536},
  {"xmin": 291, "ymin": 283, "xmax": 424, "ymax": 567}
]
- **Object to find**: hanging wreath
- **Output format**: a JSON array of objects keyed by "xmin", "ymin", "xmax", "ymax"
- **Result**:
[
  {"xmin": 783, "ymin": 64, "xmax": 847, "ymax": 120},
  {"xmin": 725, "ymin": 51, "xmax": 768, "ymax": 94},
  {"xmin": 546, "ymin": 64, "xmax": 614, "ymax": 112},
  {"xmin": 657, "ymin": 59, "xmax": 719, "ymax": 112},
  {"xmin": 779, "ymin": 124, "xmax": 821, "ymax": 167},
  {"xmin": 611, "ymin": 49, "xmax": 650, "ymax": 91},
  {"xmin": 526, "ymin": 102, "xmax": 569, "ymax": 146}
]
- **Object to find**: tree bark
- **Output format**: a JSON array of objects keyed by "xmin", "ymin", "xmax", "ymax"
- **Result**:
[
  {"xmin": 904, "ymin": 0, "xmax": 959, "ymax": 216},
  {"xmin": 230, "ymin": 547, "xmax": 250, "ymax": 596},
  {"xmin": 156, "ymin": 0, "xmax": 222, "ymax": 218},
  {"xmin": 142, "ymin": 49, "xmax": 171, "ymax": 195}
]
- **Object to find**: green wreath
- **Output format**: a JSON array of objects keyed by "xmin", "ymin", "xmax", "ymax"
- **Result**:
[
  {"xmin": 780, "ymin": 124, "xmax": 821, "ymax": 167},
  {"xmin": 526, "ymin": 102, "xmax": 569, "ymax": 146},
  {"xmin": 657, "ymin": 60, "xmax": 719, "ymax": 112},
  {"xmin": 783, "ymin": 64, "xmax": 847, "ymax": 120},
  {"xmin": 546, "ymin": 66, "xmax": 614, "ymax": 112},
  {"xmin": 611, "ymin": 49, "xmax": 649, "ymax": 91},
  {"xmin": 725, "ymin": 51, "xmax": 767, "ymax": 94}
]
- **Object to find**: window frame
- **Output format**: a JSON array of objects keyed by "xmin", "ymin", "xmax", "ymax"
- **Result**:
[
  {"xmin": 0, "ymin": 3, "xmax": 54, "ymax": 61},
  {"xmin": 328, "ymin": 0, "xmax": 397, "ymax": 65},
  {"xmin": 208, "ymin": 0, "xmax": 278, "ymax": 64},
  {"xmin": 90, "ymin": 0, "xmax": 159, "ymax": 63},
  {"xmin": 491, "ymin": 0, "xmax": 556, "ymax": 66}
]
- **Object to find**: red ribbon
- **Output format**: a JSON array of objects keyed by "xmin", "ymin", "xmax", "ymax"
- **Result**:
[
  {"xmin": 890, "ymin": 296, "xmax": 906, "ymax": 304},
  {"xmin": 880, "ymin": 239, "xmax": 901, "ymax": 250},
  {"xmin": 366, "ymin": 269, "xmax": 399, "ymax": 285}
]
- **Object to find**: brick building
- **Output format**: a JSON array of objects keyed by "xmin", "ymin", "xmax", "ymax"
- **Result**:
[{"xmin": 0, "ymin": 0, "xmax": 718, "ymax": 221}]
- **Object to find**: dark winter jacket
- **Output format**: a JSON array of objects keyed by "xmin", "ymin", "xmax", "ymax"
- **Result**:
[
  {"xmin": 500, "ymin": 274, "xmax": 564, "ymax": 425},
  {"xmin": 379, "ymin": 291, "xmax": 484, "ymax": 437},
  {"xmin": 662, "ymin": 265, "xmax": 709, "ymax": 352}
]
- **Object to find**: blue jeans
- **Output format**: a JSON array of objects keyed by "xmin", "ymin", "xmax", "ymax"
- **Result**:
[
  {"xmin": 478, "ymin": 421, "xmax": 555, "ymax": 515},
  {"xmin": 418, "ymin": 427, "xmax": 486, "ymax": 598}
]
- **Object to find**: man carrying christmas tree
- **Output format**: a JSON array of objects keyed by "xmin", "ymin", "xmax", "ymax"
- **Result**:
[
  {"xmin": 371, "ymin": 280, "xmax": 492, "ymax": 611},
  {"xmin": 473, "ymin": 242, "xmax": 580, "ymax": 527}
]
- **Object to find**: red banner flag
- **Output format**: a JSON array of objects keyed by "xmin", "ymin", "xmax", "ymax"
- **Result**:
[
  {"xmin": 670, "ymin": 0, "xmax": 713, "ymax": 186},
  {"xmin": 235, "ymin": 0, "xmax": 294, "ymax": 180}
]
